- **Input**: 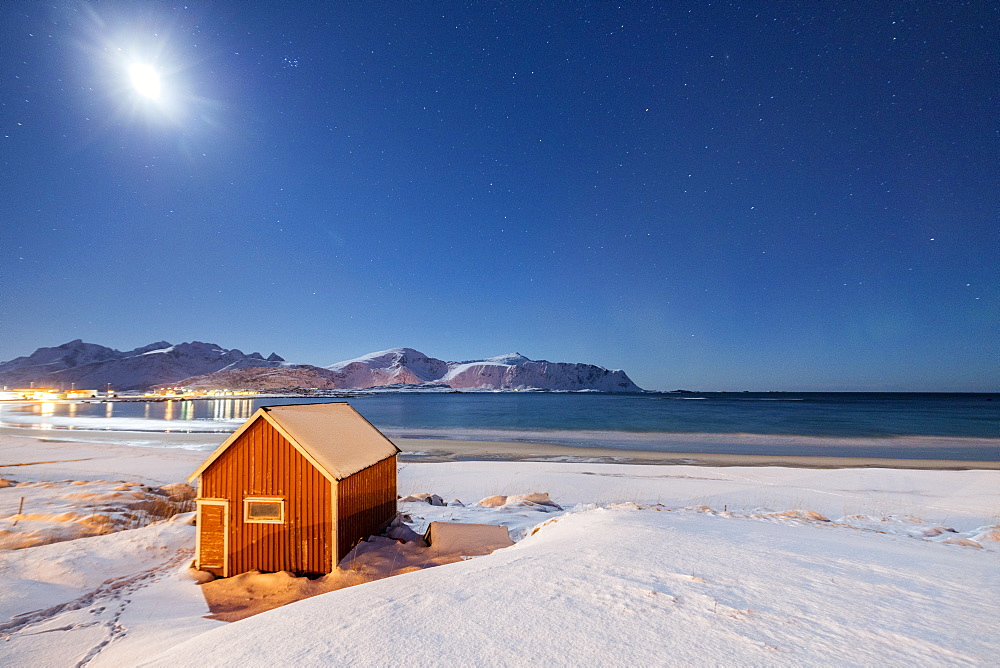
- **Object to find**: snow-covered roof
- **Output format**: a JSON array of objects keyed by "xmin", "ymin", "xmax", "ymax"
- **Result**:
[{"xmin": 188, "ymin": 403, "xmax": 399, "ymax": 483}]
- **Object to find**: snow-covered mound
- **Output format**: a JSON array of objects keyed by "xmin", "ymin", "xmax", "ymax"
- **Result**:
[{"xmin": 147, "ymin": 505, "xmax": 1000, "ymax": 666}]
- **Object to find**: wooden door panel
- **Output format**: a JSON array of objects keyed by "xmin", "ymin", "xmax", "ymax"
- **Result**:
[{"xmin": 197, "ymin": 500, "xmax": 228, "ymax": 575}]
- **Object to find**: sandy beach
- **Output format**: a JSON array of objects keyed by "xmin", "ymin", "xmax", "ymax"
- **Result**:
[
  {"xmin": 2, "ymin": 433, "xmax": 997, "ymax": 485},
  {"xmin": 393, "ymin": 436, "xmax": 1000, "ymax": 470}
]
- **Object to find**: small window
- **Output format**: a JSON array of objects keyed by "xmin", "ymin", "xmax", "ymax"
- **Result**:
[{"xmin": 244, "ymin": 497, "xmax": 284, "ymax": 524}]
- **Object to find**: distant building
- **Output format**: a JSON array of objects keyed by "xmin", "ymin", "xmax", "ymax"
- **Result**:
[
  {"xmin": 0, "ymin": 388, "xmax": 97, "ymax": 400},
  {"xmin": 0, "ymin": 388, "xmax": 64, "ymax": 400},
  {"xmin": 66, "ymin": 389, "xmax": 98, "ymax": 399},
  {"xmin": 188, "ymin": 402, "xmax": 399, "ymax": 577}
]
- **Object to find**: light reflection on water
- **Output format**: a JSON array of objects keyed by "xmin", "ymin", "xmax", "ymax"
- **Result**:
[
  {"xmin": 213, "ymin": 399, "xmax": 253, "ymax": 421},
  {"xmin": 37, "ymin": 402, "xmax": 55, "ymax": 429},
  {"xmin": 0, "ymin": 398, "xmax": 254, "ymax": 433}
]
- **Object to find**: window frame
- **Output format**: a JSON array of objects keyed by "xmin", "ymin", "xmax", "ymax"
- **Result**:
[{"xmin": 243, "ymin": 496, "xmax": 285, "ymax": 524}]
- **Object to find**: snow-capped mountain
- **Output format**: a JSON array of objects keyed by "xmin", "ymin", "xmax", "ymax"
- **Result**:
[
  {"xmin": 0, "ymin": 342, "xmax": 642, "ymax": 392},
  {"xmin": 0, "ymin": 340, "xmax": 143, "ymax": 379},
  {"xmin": 177, "ymin": 347, "xmax": 641, "ymax": 392},
  {"xmin": 440, "ymin": 354, "xmax": 640, "ymax": 392},
  {"xmin": 320, "ymin": 348, "xmax": 640, "ymax": 392},
  {"xmin": 325, "ymin": 348, "xmax": 452, "ymax": 387},
  {"xmin": 0, "ymin": 340, "xmax": 287, "ymax": 391}
]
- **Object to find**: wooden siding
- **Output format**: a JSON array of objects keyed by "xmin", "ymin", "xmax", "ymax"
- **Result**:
[
  {"xmin": 196, "ymin": 500, "xmax": 227, "ymax": 576},
  {"xmin": 201, "ymin": 418, "xmax": 333, "ymax": 577},
  {"xmin": 336, "ymin": 455, "xmax": 398, "ymax": 563}
]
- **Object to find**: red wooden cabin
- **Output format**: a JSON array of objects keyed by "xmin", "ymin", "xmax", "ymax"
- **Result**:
[{"xmin": 188, "ymin": 402, "xmax": 398, "ymax": 577}]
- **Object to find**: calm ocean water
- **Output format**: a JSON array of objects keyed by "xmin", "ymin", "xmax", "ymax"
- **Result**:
[{"xmin": 2, "ymin": 392, "xmax": 998, "ymax": 461}]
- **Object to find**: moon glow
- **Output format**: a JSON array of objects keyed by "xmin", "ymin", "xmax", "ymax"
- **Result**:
[{"xmin": 129, "ymin": 64, "xmax": 161, "ymax": 100}]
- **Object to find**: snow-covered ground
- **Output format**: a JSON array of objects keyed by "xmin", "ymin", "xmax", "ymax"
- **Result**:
[
  {"xmin": 1, "ymin": 433, "xmax": 998, "ymax": 666},
  {"xmin": 152, "ymin": 506, "xmax": 999, "ymax": 666}
]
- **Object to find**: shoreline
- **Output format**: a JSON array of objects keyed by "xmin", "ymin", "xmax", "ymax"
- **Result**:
[
  {"xmin": 1, "ymin": 432, "xmax": 996, "ymax": 476},
  {"xmin": 392, "ymin": 437, "xmax": 1000, "ymax": 470}
]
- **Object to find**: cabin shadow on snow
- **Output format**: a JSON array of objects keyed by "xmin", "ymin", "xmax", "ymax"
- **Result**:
[{"xmin": 198, "ymin": 518, "xmax": 515, "ymax": 622}]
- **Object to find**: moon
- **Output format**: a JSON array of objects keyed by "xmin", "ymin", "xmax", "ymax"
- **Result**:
[{"xmin": 129, "ymin": 64, "xmax": 161, "ymax": 100}]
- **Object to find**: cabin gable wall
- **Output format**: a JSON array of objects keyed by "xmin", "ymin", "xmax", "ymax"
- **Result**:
[
  {"xmin": 200, "ymin": 417, "xmax": 333, "ymax": 576},
  {"xmin": 336, "ymin": 455, "xmax": 397, "ymax": 563}
]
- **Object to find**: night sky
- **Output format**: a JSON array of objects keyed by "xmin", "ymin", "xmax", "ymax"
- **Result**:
[{"xmin": 2, "ymin": 1, "xmax": 996, "ymax": 391}]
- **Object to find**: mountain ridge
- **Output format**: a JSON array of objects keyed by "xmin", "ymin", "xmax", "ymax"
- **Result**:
[
  {"xmin": 0, "ymin": 341, "xmax": 643, "ymax": 392},
  {"xmin": 0, "ymin": 340, "xmax": 288, "ymax": 391}
]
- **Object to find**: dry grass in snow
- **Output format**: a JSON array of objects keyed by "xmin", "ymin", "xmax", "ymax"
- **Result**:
[{"xmin": 0, "ymin": 478, "xmax": 195, "ymax": 550}]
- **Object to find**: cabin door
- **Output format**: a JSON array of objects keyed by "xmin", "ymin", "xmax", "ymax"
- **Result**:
[{"xmin": 196, "ymin": 499, "xmax": 229, "ymax": 577}]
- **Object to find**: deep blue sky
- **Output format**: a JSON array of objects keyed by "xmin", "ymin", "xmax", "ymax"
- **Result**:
[{"xmin": 2, "ymin": 1, "xmax": 997, "ymax": 391}]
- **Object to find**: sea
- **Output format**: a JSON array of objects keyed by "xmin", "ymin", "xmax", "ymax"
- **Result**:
[{"xmin": 1, "ymin": 392, "xmax": 997, "ymax": 461}]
